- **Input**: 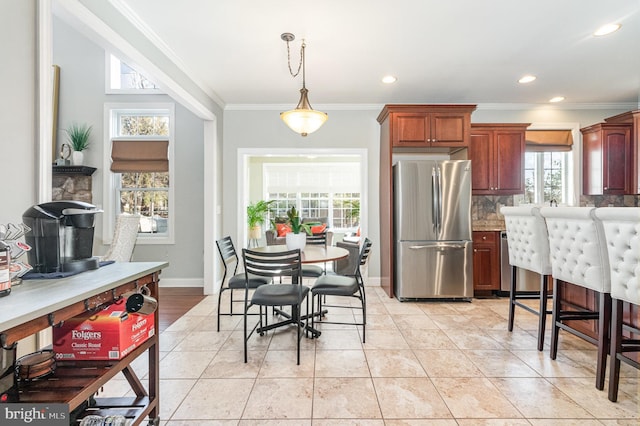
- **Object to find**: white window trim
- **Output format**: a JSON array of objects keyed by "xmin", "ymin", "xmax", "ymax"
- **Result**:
[
  {"xmin": 526, "ymin": 122, "xmax": 580, "ymax": 206},
  {"xmin": 102, "ymin": 102, "xmax": 176, "ymax": 245},
  {"xmin": 105, "ymin": 52, "xmax": 164, "ymax": 95}
]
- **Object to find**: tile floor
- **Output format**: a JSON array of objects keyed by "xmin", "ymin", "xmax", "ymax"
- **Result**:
[{"xmin": 102, "ymin": 285, "xmax": 640, "ymax": 425}]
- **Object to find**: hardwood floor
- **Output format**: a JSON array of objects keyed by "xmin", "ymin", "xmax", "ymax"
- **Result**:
[{"xmin": 157, "ymin": 287, "xmax": 206, "ymax": 333}]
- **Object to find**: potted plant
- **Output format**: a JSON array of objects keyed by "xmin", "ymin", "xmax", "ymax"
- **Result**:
[
  {"xmin": 285, "ymin": 206, "xmax": 311, "ymax": 250},
  {"xmin": 246, "ymin": 200, "xmax": 274, "ymax": 240},
  {"xmin": 65, "ymin": 122, "xmax": 92, "ymax": 165}
]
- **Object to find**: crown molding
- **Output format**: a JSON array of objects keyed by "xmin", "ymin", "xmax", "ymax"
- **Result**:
[{"xmin": 225, "ymin": 104, "xmax": 385, "ymax": 111}]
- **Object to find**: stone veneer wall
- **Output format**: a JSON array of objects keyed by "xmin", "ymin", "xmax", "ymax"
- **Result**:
[{"xmin": 52, "ymin": 174, "xmax": 92, "ymax": 203}]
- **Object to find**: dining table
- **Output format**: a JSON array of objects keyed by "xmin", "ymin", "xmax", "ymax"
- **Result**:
[{"xmin": 248, "ymin": 244, "xmax": 350, "ymax": 337}]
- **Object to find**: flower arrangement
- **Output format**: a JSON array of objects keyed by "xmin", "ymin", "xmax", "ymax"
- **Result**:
[
  {"xmin": 65, "ymin": 123, "xmax": 92, "ymax": 152},
  {"xmin": 286, "ymin": 206, "xmax": 312, "ymax": 235}
]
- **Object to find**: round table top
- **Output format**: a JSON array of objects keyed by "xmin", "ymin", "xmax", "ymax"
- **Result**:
[{"xmin": 251, "ymin": 245, "xmax": 349, "ymax": 264}]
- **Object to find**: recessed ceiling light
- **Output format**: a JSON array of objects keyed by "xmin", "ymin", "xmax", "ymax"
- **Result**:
[
  {"xmin": 549, "ymin": 96, "xmax": 565, "ymax": 103},
  {"xmin": 382, "ymin": 75, "xmax": 397, "ymax": 84},
  {"xmin": 518, "ymin": 75, "xmax": 536, "ymax": 84},
  {"xmin": 594, "ymin": 23, "xmax": 621, "ymax": 36}
]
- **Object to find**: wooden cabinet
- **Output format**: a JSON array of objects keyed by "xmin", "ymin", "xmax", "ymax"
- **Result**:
[
  {"xmin": 581, "ymin": 123, "xmax": 630, "ymax": 195},
  {"xmin": 605, "ymin": 110, "xmax": 640, "ymax": 194},
  {"xmin": 392, "ymin": 111, "xmax": 470, "ymax": 148},
  {"xmin": 472, "ymin": 231, "xmax": 500, "ymax": 291},
  {"xmin": 377, "ymin": 104, "xmax": 477, "ymax": 298},
  {"xmin": 469, "ymin": 123, "xmax": 529, "ymax": 195},
  {"xmin": 0, "ymin": 263, "xmax": 167, "ymax": 425}
]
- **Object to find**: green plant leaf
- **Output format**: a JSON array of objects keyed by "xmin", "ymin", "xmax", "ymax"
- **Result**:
[{"xmin": 65, "ymin": 123, "xmax": 92, "ymax": 151}]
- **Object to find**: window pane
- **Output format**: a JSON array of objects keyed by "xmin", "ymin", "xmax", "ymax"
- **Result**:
[{"xmin": 119, "ymin": 189, "xmax": 169, "ymax": 234}]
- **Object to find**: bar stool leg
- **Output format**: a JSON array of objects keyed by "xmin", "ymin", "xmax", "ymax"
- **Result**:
[
  {"xmin": 596, "ymin": 292, "xmax": 612, "ymax": 390},
  {"xmin": 537, "ymin": 274, "xmax": 549, "ymax": 351},
  {"xmin": 550, "ymin": 278, "xmax": 561, "ymax": 360},
  {"xmin": 508, "ymin": 265, "xmax": 517, "ymax": 332},
  {"xmin": 608, "ymin": 299, "xmax": 623, "ymax": 401}
]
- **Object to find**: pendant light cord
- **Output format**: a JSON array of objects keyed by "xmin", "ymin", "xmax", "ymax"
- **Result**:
[{"xmin": 285, "ymin": 37, "xmax": 306, "ymax": 88}]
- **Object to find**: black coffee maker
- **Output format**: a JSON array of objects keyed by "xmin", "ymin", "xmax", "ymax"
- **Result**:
[{"xmin": 23, "ymin": 201, "xmax": 102, "ymax": 274}]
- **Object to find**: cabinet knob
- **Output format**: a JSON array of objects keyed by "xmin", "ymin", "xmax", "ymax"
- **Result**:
[
  {"xmin": 473, "ymin": 249, "xmax": 477, "ymax": 252},
  {"xmin": 482, "ymin": 236, "xmax": 487, "ymax": 240}
]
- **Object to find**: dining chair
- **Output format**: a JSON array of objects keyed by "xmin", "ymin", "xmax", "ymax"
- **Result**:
[
  {"xmin": 242, "ymin": 248, "xmax": 310, "ymax": 364},
  {"xmin": 540, "ymin": 206, "xmax": 611, "ymax": 390},
  {"xmin": 594, "ymin": 207, "xmax": 640, "ymax": 401},
  {"xmin": 302, "ymin": 231, "xmax": 328, "ymax": 278},
  {"xmin": 101, "ymin": 214, "xmax": 140, "ymax": 262},
  {"xmin": 215, "ymin": 236, "xmax": 271, "ymax": 332},
  {"xmin": 500, "ymin": 206, "xmax": 553, "ymax": 351},
  {"xmin": 311, "ymin": 238, "xmax": 372, "ymax": 343}
]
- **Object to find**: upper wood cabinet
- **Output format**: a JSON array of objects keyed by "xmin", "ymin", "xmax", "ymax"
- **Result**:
[
  {"xmin": 469, "ymin": 123, "xmax": 529, "ymax": 195},
  {"xmin": 605, "ymin": 110, "xmax": 640, "ymax": 194},
  {"xmin": 581, "ymin": 123, "xmax": 631, "ymax": 195},
  {"xmin": 377, "ymin": 104, "xmax": 477, "ymax": 298}
]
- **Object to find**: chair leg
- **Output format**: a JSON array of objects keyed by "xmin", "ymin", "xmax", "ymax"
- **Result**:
[
  {"xmin": 550, "ymin": 278, "xmax": 561, "ymax": 360},
  {"xmin": 243, "ymin": 300, "xmax": 249, "ymax": 363},
  {"xmin": 537, "ymin": 274, "xmax": 549, "ymax": 351},
  {"xmin": 293, "ymin": 304, "xmax": 301, "ymax": 365},
  {"xmin": 361, "ymin": 287, "xmax": 367, "ymax": 344},
  {"xmin": 508, "ymin": 265, "xmax": 517, "ymax": 332},
  {"xmin": 608, "ymin": 299, "xmax": 623, "ymax": 402},
  {"xmin": 596, "ymin": 292, "xmax": 612, "ymax": 390},
  {"xmin": 217, "ymin": 287, "xmax": 225, "ymax": 332}
]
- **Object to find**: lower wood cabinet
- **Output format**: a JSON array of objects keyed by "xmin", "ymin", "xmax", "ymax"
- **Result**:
[{"xmin": 472, "ymin": 231, "xmax": 500, "ymax": 291}]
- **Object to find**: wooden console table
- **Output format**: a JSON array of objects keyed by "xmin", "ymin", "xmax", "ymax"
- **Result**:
[{"xmin": 0, "ymin": 261, "xmax": 168, "ymax": 425}]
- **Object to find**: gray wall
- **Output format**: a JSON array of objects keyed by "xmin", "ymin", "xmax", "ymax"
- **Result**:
[
  {"xmin": 0, "ymin": 0, "xmax": 36, "ymax": 224},
  {"xmin": 53, "ymin": 17, "xmax": 206, "ymax": 282}
]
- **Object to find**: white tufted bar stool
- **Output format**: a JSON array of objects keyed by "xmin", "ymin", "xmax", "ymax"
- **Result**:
[
  {"xmin": 594, "ymin": 207, "xmax": 640, "ymax": 402},
  {"xmin": 500, "ymin": 206, "xmax": 553, "ymax": 351},
  {"xmin": 540, "ymin": 206, "xmax": 611, "ymax": 390}
]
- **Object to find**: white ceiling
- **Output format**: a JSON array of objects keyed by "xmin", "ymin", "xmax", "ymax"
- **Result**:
[{"xmin": 68, "ymin": 0, "xmax": 640, "ymax": 108}]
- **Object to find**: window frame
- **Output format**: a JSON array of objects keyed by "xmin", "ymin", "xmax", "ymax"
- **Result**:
[
  {"xmin": 524, "ymin": 151, "xmax": 570, "ymax": 204},
  {"xmin": 105, "ymin": 53, "xmax": 164, "ymax": 95},
  {"xmin": 103, "ymin": 102, "xmax": 176, "ymax": 245}
]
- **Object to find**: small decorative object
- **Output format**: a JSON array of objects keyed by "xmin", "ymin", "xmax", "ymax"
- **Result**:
[
  {"xmin": 285, "ymin": 206, "xmax": 311, "ymax": 250},
  {"xmin": 65, "ymin": 122, "xmax": 92, "ymax": 165},
  {"xmin": 246, "ymin": 200, "xmax": 275, "ymax": 242},
  {"xmin": 56, "ymin": 143, "xmax": 71, "ymax": 166}
]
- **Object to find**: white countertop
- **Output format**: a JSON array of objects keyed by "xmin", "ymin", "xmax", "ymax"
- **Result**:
[{"xmin": 0, "ymin": 261, "xmax": 168, "ymax": 332}]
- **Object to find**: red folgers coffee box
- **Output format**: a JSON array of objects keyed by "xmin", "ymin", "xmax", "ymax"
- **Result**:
[{"xmin": 53, "ymin": 300, "xmax": 155, "ymax": 361}]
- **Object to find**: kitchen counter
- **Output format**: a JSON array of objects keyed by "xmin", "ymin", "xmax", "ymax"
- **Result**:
[{"xmin": 472, "ymin": 220, "xmax": 505, "ymax": 232}]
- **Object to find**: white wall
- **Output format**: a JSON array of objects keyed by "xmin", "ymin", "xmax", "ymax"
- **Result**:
[{"xmin": 0, "ymin": 0, "xmax": 37, "ymax": 223}]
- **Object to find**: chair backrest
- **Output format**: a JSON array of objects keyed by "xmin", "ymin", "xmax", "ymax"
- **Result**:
[
  {"xmin": 354, "ymin": 238, "xmax": 373, "ymax": 280},
  {"xmin": 306, "ymin": 232, "xmax": 327, "ymax": 246},
  {"xmin": 216, "ymin": 236, "xmax": 239, "ymax": 279},
  {"xmin": 540, "ymin": 206, "xmax": 610, "ymax": 292},
  {"xmin": 243, "ymin": 248, "xmax": 302, "ymax": 284},
  {"xmin": 594, "ymin": 207, "xmax": 640, "ymax": 304},
  {"xmin": 500, "ymin": 206, "xmax": 552, "ymax": 275},
  {"xmin": 103, "ymin": 214, "xmax": 140, "ymax": 262}
]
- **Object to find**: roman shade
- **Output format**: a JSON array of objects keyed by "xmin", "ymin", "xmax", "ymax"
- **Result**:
[
  {"xmin": 110, "ymin": 140, "xmax": 169, "ymax": 173},
  {"xmin": 525, "ymin": 130, "xmax": 573, "ymax": 152}
]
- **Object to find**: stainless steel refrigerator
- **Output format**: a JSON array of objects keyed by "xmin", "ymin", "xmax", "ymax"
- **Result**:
[{"xmin": 393, "ymin": 160, "xmax": 473, "ymax": 300}]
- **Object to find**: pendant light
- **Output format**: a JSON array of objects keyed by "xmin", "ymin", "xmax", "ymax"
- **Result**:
[{"xmin": 280, "ymin": 33, "xmax": 328, "ymax": 137}]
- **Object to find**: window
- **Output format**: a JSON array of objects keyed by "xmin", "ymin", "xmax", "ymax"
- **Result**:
[
  {"xmin": 104, "ymin": 104, "xmax": 175, "ymax": 244},
  {"xmin": 524, "ymin": 151, "xmax": 570, "ymax": 204},
  {"xmin": 263, "ymin": 163, "xmax": 361, "ymax": 230},
  {"xmin": 106, "ymin": 53, "xmax": 162, "ymax": 94}
]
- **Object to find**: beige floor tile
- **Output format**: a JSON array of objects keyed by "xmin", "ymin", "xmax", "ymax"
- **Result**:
[
  {"xmin": 258, "ymin": 350, "xmax": 315, "ymax": 377},
  {"xmin": 400, "ymin": 329, "xmax": 457, "ymax": 350},
  {"xmin": 384, "ymin": 302, "xmax": 427, "ymax": 315},
  {"xmin": 490, "ymin": 377, "xmax": 593, "ymax": 418},
  {"xmin": 312, "ymin": 420, "xmax": 384, "ymax": 426},
  {"xmin": 166, "ymin": 420, "xmax": 239, "ymax": 425},
  {"xmin": 484, "ymin": 328, "xmax": 541, "ymax": 350},
  {"xmin": 160, "ymin": 331, "xmax": 188, "ymax": 351},
  {"xmin": 174, "ymin": 330, "xmax": 231, "ymax": 351},
  {"xmin": 418, "ymin": 303, "xmax": 460, "ymax": 316},
  {"xmin": 315, "ymin": 349, "xmax": 370, "ymax": 377},
  {"xmin": 172, "ymin": 378, "xmax": 254, "ymax": 419},
  {"xmin": 159, "ymin": 351, "xmax": 216, "ymax": 379},
  {"xmin": 510, "ymin": 350, "xmax": 596, "ymax": 378},
  {"xmin": 547, "ymin": 377, "xmax": 640, "ymax": 419},
  {"xmin": 360, "ymin": 329, "xmax": 411, "ymax": 350},
  {"xmin": 238, "ymin": 420, "xmax": 310, "ymax": 426},
  {"xmin": 314, "ymin": 329, "xmax": 364, "ymax": 350},
  {"xmin": 164, "ymin": 315, "xmax": 208, "ymax": 333},
  {"xmin": 414, "ymin": 349, "xmax": 483, "ymax": 378},
  {"xmin": 393, "ymin": 314, "xmax": 440, "ymax": 330},
  {"xmin": 373, "ymin": 377, "xmax": 452, "ymax": 419},
  {"xmin": 202, "ymin": 350, "xmax": 264, "ymax": 378},
  {"xmin": 221, "ymin": 329, "xmax": 272, "ymax": 352},
  {"xmin": 364, "ymin": 349, "xmax": 427, "ymax": 378},
  {"xmin": 362, "ymin": 313, "xmax": 398, "ymax": 330},
  {"xmin": 384, "ymin": 420, "xmax": 458, "ymax": 426},
  {"xmin": 243, "ymin": 378, "xmax": 313, "ymax": 419},
  {"xmin": 529, "ymin": 420, "xmax": 608, "ymax": 426},
  {"xmin": 430, "ymin": 377, "xmax": 522, "ymax": 418},
  {"xmin": 158, "ymin": 379, "xmax": 197, "ymax": 420},
  {"xmin": 465, "ymin": 350, "xmax": 541, "ymax": 377},
  {"xmin": 442, "ymin": 329, "xmax": 505, "ymax": 350},
  {"xmin": 430, "ymin": 314, "xmax": 479, "ymax": 330},
  {"xmin": 313, "ymin": 377, "xmax": 382, "ymax": 419},
  {"xmin": 184, "ymin": 297, "xmax": 217, "ymax": 316},
  {"xmin": 456, "ymin": 420, "xmax": 530, "ymax": 426}
]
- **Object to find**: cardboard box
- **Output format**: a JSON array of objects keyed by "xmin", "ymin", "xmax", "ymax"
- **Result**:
[{"xmin": 53, "ymin": 300, "xmax": 155, "ymax": 361}]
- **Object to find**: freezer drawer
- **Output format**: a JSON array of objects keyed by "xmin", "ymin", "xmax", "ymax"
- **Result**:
[{"xmin": 394, "ymin": 241, "xmax": 473, "ymax": 300}]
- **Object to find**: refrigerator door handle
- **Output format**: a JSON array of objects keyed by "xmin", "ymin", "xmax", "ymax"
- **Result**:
[
  {"xmin": 431, "ymin": 167, "xmax": 438, "ymax": 234},
  {"xmin": 436, "ymin": 165, "xmax": 443, "ymax": 236},
  {"xmin": 409, "ymin": 243, "xmax": 467, "ymax": 250}
]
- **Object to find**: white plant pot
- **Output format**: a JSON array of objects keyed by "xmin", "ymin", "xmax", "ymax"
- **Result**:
[
  {"xmin": 248, "ymin": 225, "xmax": 262, "ymax": 240},
  {"xmin": 285, "ymin": 232, "xmax": 306, "ymax": 251},
  {"xmin": 71, "ymin": 150, "xmax": 84, "ymax": 166}
]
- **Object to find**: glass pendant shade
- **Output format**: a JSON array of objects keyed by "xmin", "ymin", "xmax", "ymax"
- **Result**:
[{"xmin": 280, "ymin": 88, "xmax": 328, "ymax": 136}]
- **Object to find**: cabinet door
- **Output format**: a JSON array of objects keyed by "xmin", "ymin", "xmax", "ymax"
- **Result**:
[
  {"xmin": 469, "ymin": 131, "xmax": 493, "ymax": 193},
  {"xmin": 431, "ymin": 113, "xmax": 467, "ymax": 147},
  {"xmin": 494, "ymin": 130, "xmax": 525, "ymax": 193},
  {"xmin": 392, "ymin": 113, "xmax": 428, "ymax": 147},
  {"xmin": 603, "ymin": 128, "xmax": 628, "ymax": 194},
  {"xmin": 472, "ymin": 232, "xmax": 499, "ymax": 290}
]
